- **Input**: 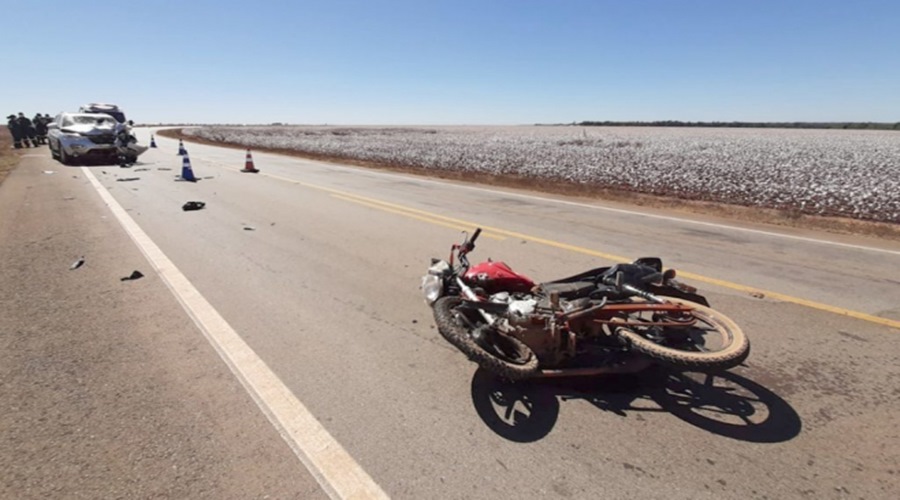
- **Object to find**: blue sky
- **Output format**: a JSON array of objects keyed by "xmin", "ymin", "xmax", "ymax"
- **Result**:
[{"xmin": 2, "ymin": 0, "xmax": 897, "ymax": 124}]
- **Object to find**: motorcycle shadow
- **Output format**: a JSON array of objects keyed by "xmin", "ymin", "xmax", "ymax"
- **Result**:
[{"xmin": 470, "ymin": 366, "xmax": 801, "ymax": 444}]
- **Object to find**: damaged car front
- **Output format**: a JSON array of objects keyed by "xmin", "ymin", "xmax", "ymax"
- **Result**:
[{"xmin": 48, "ymin": 112, "xmax": 119, "ymax": 165}]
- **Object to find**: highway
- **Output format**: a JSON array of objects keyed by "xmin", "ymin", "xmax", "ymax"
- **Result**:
[{"xmin": 2, "ymin": 129, "xmax": 898, "ymax": 499}]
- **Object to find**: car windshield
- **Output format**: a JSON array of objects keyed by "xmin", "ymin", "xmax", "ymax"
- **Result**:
[
  {"xmin": 84, "ymin": 110, "xmax": 126, "ymax": 123},
  {"xmin": 72, "ymin": 115, "xmax": 112, "ymax": 125}
]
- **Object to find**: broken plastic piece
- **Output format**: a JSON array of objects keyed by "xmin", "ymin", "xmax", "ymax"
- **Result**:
[
  {"xmin": 182, "ymin": 201, "xmax": 206, "ymax": 211},
  {"xmin": 120, "ymin": 270, "xmax": 144, "ymax": 281},
  {"xmin": 70, "ymin": 257, "xmax": 85, "ymax": 270}
]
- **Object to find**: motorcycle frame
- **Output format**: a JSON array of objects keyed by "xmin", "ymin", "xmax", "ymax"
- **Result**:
[{"xmin": 436, "ymin": 229, "xmax": 710, "ymax": 378}]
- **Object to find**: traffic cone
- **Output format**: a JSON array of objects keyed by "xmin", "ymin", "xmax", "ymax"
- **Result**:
[
  {"xmin": 150, "ymin": 135, "xmax": 157, "ymax": 148},
  {"xmin": 180, "ymin": 154, "xmax": 197, "ymax": 182},
  {"xmin": 241, "ymin": 149, "xmax": 259, "ymax": 173},
  {"xmin": 177, "ymin": 139, "xmax": 187, "ymax": 156}
]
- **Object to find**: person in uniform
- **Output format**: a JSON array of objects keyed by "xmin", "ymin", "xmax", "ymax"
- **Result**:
[
  {"xmin": 17, "ymin": 113, "xmax": 37, "ymax": 148},
  {"xmin": 7, "ymin": 114, "xmax": 23, "ymax": 148},
  {"xmin": 33, "ymin": 113, "xmax": 48, "ymax": 144}
]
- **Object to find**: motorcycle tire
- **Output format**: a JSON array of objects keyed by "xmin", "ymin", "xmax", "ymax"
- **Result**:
[
  {"xmin": 613, "ymin": 298, "xmax": 750, "ymax": 372},
  {"xmin": 433, "ymin": 296, "xmax": 540, "ymax": 380}
]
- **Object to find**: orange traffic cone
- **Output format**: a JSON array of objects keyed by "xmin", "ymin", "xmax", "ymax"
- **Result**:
[
  {"xmin": 180, "ymin": 154, "xmax": 197, "ymax": 182},
  {"xmin": 241, "ymin": 149, "xmax": 259, "ymax": 173}
]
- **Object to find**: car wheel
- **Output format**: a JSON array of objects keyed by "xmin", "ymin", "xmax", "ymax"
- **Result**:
[
  {"xmin": 49, "ymin": 141, "xmax": 59, "ymax": 159},
  {"xmin": 59, "ymin": 146, "xmax": 71, "ymax": 165}
]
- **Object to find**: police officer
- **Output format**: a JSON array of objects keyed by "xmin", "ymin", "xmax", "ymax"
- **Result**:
[
  {"xmin": 6, "ymin": 114, "xmax": 23, "ymax": 148},
  {"xmin": 33, "ymin": 113, "xmax": 48, "ymax": 144},
  {"xmin": 17, "ymin": 113, "xmax": 37, "ymax": 148}
]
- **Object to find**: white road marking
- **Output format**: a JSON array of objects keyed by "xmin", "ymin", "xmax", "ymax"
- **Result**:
[{"xmin": 81, "ymin": 167, "xmax": 389, "ymax": 500}]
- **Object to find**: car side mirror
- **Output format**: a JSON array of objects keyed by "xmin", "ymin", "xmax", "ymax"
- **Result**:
[{"xmin": 47, "ymin": 122, "xmax": 59, "ymax": 129}]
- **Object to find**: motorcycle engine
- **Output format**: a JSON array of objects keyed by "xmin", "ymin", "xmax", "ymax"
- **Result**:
[{"xmin": 489, "ymin": 292, "xmax": 562, "ymax": 363}]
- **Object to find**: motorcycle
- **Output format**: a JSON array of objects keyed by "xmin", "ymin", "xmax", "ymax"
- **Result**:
[{"xmin": 422, "ymin": 228, "xmax": 750, "ymax": 380}]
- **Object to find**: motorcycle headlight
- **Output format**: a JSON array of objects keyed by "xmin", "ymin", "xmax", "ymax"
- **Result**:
[{"xmin": 421, "ymin": 274, "xmax": 443, "ymax": 305}]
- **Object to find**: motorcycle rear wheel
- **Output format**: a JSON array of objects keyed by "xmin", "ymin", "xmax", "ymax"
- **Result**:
[
  {"xmin": 614, "ymin": 298, "xmax": 750, "ymax": 372},
  {"xmin": 433, "ymin": 296, "xmax": 540, "ymax": 380}
]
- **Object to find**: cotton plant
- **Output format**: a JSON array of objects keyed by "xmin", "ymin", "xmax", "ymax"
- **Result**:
[{"xmin": 183, "ymin": 126, "xmax": 900, "ymax": 223}]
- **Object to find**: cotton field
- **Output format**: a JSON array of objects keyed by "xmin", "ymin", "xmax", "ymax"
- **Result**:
[{"xmin": 183, "ymin": 126, "xmax": 900, "ymax": 223}]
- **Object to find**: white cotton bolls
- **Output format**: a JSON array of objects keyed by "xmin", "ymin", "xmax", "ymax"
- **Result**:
[{"xmin": 185, "ymin": 126, "xmax": 900, "ymax": 223}]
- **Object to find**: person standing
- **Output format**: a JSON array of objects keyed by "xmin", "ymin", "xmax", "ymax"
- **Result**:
[
  {"xmin": 33, "ymin": 113, "xmax": 48, "ymax": 144},
  {"xmin": 17, "ymin": 113, "xmax": 36, "ymax": 147},
  {"xmin": 6, "ymin": 114, "xmax": 23, "ymax": 148}
]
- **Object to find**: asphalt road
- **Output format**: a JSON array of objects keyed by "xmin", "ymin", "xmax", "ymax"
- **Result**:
[{"xmin": 2, "ymin": 130, "xmax": 899, "ymax": 499}]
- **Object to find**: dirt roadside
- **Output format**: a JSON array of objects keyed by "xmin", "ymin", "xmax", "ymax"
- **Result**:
[
  {"xmin": 0, "ymin": 154, "xmax": 326, "ymax": 499},
  {"xmin": 0, "ymin": 132, "xmax": 20, "ymax": 186},
  {"xmin": 159, "ymin": 128, "xmax": 900, "ymax": 241}
]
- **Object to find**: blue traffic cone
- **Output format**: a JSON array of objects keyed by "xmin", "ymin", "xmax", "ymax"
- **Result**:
[
  {"xmin": 150, "ymin": 135, "xmax": 157, "ymax": 148},
  {"xmin": 180, "ymin": 154, "xmax": 197, "ymax": 182},
  {"xmin": 177, "ymin": 139, "xmax": 187, "ymax": 156}
]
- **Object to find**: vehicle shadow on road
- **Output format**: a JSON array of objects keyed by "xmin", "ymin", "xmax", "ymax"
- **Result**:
[{"xmin": 470, "ymin": 366, "xmax": 802, "ymax": 444}]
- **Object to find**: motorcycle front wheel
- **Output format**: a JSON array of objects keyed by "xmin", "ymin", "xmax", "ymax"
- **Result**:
[
  {"xmin": 613, "ymin": 298, "xmax": 750, "ymax": 372},
  {"xmin": 433, "ymin": 296, "xmax": 540, "ymax": 380}
]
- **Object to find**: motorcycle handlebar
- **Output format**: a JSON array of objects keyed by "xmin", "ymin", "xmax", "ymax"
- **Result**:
[
  {"xmin": 469, "ymin": 228, "xmax": 482, "ymax": 247},
  {"xmin": 451, "ymin": 228, "xmax": 482, "ymax": 269},
  {"xmin": 461, "ymin": 228, "xmax": 482, "ymax": 254}
]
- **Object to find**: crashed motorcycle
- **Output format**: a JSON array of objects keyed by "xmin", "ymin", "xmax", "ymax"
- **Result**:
[{"xmin": 422, "ymin": 229, "xmax": 750, "ymax": 380}]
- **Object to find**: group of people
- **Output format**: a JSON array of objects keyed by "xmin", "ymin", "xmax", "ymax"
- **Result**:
[{"xmin": 6, "ymin": 112, "xmax": 52, "ymax": 148}]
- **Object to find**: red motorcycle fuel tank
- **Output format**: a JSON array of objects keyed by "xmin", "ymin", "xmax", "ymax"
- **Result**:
[{"xmin": 463, "ymin": 260, "xmax": 535, "ymax": 294}]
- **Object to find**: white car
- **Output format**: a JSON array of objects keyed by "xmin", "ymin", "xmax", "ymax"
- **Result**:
[
  {"xmin": 79, "ymin": 103, "xmax": 126, "ymax": 123},
  {"xmin": 47, "ymin": 112, "xmax": 119, "ymax": 165}
]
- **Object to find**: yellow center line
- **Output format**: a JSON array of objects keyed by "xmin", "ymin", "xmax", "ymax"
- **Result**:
[
  {"xmin": 259, "ymin": 171, "xmax": 900, "ymax": 330},
  {"xmin": 330, "ymin": 194, "xmax": 505, "ymax": 240}
]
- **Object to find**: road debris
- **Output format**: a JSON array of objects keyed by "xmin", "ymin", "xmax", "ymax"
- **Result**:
[
  {"xmin": 120, "ymin": 270, "xmax": 144, "ymax": 281},
  {"xmin": 116, "ymin": 178, "xmax": 140, "ymax": 182},
  {"xmin": 70, "ymin": 257, "xmax": 85, "ymax": 270},
  {"xmin": 43, "ymin": 170, "xmax": 56, "ymax": 175},
  {"xmin": 182, "ymin": 201, "xmax": 206, "ymax": 211}
]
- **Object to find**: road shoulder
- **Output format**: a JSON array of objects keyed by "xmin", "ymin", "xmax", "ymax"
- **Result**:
[{"xmin": 0, "ymin": 155, "xmax": 326, "ymax": 498}]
